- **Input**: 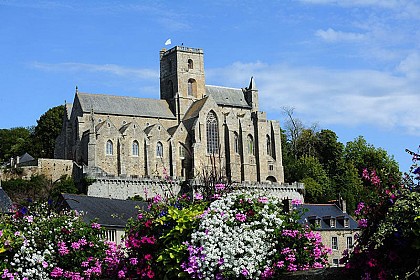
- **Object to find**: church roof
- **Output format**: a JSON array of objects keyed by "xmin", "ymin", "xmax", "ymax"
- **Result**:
[
  {"xmin": 183, "ymin": 97, "xmax": 208, "ymax": 120},
  {"xmin": 76, "ymin": 92, "xmax": 176, "ymax": 119},
  {"xmin": 205, "ymin": 85, "xmax": 251, "ymax": 108}
]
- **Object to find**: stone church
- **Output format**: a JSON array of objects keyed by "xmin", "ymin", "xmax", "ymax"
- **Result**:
[{"xmin": 54, "ymin": 46, "xmax": 286, "ymax": 188}]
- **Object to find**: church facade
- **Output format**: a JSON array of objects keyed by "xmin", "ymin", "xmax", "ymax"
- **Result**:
[{"xmin": 55, "ymin": 46, "xmax": 285, "ymax": 185}]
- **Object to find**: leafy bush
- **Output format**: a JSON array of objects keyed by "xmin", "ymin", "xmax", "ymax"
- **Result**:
[{"xmin": 342, "ymin": 148, "xmax": 420, "ymax": 279}]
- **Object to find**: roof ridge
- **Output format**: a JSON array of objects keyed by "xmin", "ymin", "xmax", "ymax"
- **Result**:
[{"xmin": 206, "ymin": 85, "xmax": 243, "ymax": 91}]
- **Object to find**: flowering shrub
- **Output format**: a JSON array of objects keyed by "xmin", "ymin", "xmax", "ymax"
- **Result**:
[
  {"xmin": 343, "ymin": 148, "xmax": 420, "ymax": 279},
  {"xmin": 0, "ymin": 202, "xmax": 119, "ymax": 280},
  {"xmin": 122, "ymin": 194, "xmax": 208, "ymax": 279},
  {"xmin": 183, "ymin": 191, "xmax": 330, "ymax": 279}
]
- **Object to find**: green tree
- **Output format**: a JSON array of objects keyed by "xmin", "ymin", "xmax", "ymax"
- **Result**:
[
  {"xmin": 344, "ymin": 136, "xmax": 401, "ymax": 187},
  {"xmin": 0, "ymin": 127, "xmax": 32, "ymax": 162},
  {"xmin": 288, "ymin": 156, "xmax": 333, "ymax": 203},
  {"xmin": 314, "ymin": 129, "xmax": 344, "ymax": 178},
  {"xmin": 30, "ymin": 105, "xmax": 64, "ymax": 158}
]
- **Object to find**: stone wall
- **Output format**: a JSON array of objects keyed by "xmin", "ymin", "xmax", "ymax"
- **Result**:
[{"xmin": 87, "ymin": 177, "xmax": 182, "ymax": 200}]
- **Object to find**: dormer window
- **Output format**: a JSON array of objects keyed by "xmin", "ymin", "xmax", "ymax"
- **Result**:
[
  {"xmin": 344, "ymin": 218, "xmax": 349, "ymax": 228},
  {"xmin": 188, "ymin": 59, "xmax": 193, "ymax": 70},
  {"xmin": 330, "ymin": 218, "xmax": 336, "ymax": 228}
]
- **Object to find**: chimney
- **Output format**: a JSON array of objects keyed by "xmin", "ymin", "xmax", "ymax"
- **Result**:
[{"xmin": 340, "ymin": 197, "xmax": 347, "ymax": 213}]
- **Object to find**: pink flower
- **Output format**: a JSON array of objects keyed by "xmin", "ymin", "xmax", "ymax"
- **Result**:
[
  {"xmin": 137, "ymin": 213, "xmax": 143, "ymax": 220},
  {"xmin": 291, "ymin": 199, "xmax": 302, "ymax": 206},
  {"xmin": 71, "ymin": 241, "xmax": 81, "ymax": 250},
  {"xmin": 215, "ymin": 183, "xmax": 225, "ymax": 191},
  {"xmin": 144, "ymin": 254, "xmax": 153, "ymax": 261},
  {"xmin": 241, "ymin": 268, "xmax": 249, "ymax": 276},
  {"xmin": 50, "ymin": 267, "xmax": 64, "ymax": 278},
  {"xmin": 258, "ymin": 197, "xmax": 269, "ymax": 203},
  {"xmin": 194, "ymin": 193, "xmax": 203, "ymax": 200},
  {"xmin": 91, "ymin": 222, "xmax": 101, "ymax": 229},
  {"xmin": 42, "ymin": 261, "xmax": 48, "ymax": 268},
  {"xmin": 117, "ymin": 270, "xmax": 125, "ymax": 279},
  {"xmin": 235, "ymin": 213, "xmax": 246, "ymax": 222},
  {"xmin": 130, "ymin": 258, "xmax": 138, "ymax": 265},
  {"xmin": 358, "ymin": 218, "xmax": 368, "ymax": 228},
  {"xmin": 152, "ymin": 194, "xmax": 162, "ymax": 203}
]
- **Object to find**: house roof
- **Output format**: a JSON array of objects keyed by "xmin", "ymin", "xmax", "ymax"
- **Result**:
[
  {"xmin": 60, "ymin": 193, "xmax": 148, "ymax": 228},
  {"xmin": 0, "ymin": 187, "xmax": 13, "ymax": 213},
  {"xmin": 19, "ymin": 152, "xmax": 35, "ymax": 163},
  {"xmin": 76, "ymin": 92, "xmax": 176, "ymax": 119},
  {"xmin": 298, "ymin": 204, "xmax": 359, "ymax": 230},
  {"xmin": 205, "ymin": 85, "xmax": 251, "ymax": 108}
]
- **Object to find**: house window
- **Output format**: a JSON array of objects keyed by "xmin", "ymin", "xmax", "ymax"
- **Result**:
[
  {"xmin": 156, "ymin": 142, "xmax": 163, "ymax": 157},
  {"xmin": 332, "ymin": 237, "xmax": 338, "ymax": 250},
  {"xmin": 106, "ymin": 140, "xmax": 113, "ymax": 155},
  {"xmin": 269, "ymin": 164, "xmax": 274, "ymax": 171},
  {"xmin": 344, "ymin": 218, "xmax": 349, "ymax": 228},
  {"xmin": 188, "ymin": 78, "xmax": 197, "ymax": 96},
  {"xmin": 331, "ymin": 218, "xmax": 336, "ymax": 228},
  {"xmin": 247, "ymin": 134, "xmax": 254, "ymax": 155},
  {"xmin": 132, "ymin": 140, "xmax": 139, "ymax": 156},
  {"xmin": 347, "ymin": 236, "xmax": 353, "ymax": 249},
  {"xmin": 333, "ymin": 259, "xmax": 339, "ymax": 267},
  {"xmin": 188, "ymin": 59, "xmax": 193, "ymax": 70},
  {"xmin": 234, "ymin": 132, "xmax": 239, "ymax": 154},
  {"xmin": 104, "ymin": 229, "xmax": 117, "ymax": 242},
  {"xmin": 266, "ymin": 135, "xmax": 272, "ymax": 157},
  {"xmin": 206, "ymin": 111, "xmax": 219, "ymax": 154}
]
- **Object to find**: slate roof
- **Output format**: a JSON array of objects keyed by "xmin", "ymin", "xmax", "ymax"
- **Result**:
[
  {"xmin": 298, "ymin": 204, "xmax": 359, "ymax": 230},
  {"xmin": 205, "ymin": 85, "xmax": 251, "ymax": 108},
  {"xmin": 61, "ymin": 194, "xmax": 148, "ymax": 228},
  {"xmin": 76, "ymin": 92, "xmax": 176, "ymax": 119},
  {"xmin": 183, "ymin": 97, "xmax": 208, "ymax": 120},
  {"xmin": 19, "ymin": 153, "xmax": 35, "ymax": 164},
  {"xmin": 0, "ymin": 187, "xmax": 13, "ymax": 213}
]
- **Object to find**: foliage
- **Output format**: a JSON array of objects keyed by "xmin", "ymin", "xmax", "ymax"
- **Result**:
[
  {"xmin": 0, "ymin": 127, "xmax": 32, "ymax": 163},
  {"xmin": 288, "ymin": 156, "xmax": 333, "ymax": 203},
  {"xmin": 2, "ymin": 175, "xmax": 79, "ymax": 205},
  {"xmin": 342, "ymin": 148, "xmax": 420, "ymax": 279},
  {"xmin": 0, "ymin": 202, "xmax": 119, "ymax": 280},
  {"xmin": 30, "ymin": 105, "xmax": 64, "ymax": 158},
  {"xmin": 121, "ymin": 194, "xmax": 208, "ymax": 279}
]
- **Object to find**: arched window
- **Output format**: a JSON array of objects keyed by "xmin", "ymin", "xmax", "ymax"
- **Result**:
[
  {"xmin": 106, "ymin": 140, "xmax": 113, "ymax": 155},
  {"xmin": 266, "ymin": 135, "xmax": 272, "ymax": 157},
  {"xmin": 188, "ymin": 59, "xmax": 193, "ymax": 70},
  {"xmin": 247, "ymin": 134, "xmax": 254, "ymax": 155},
  {"xmin": 234, "ymin": 132, "xmax": 239, "ymax": 154},
  {"xmin": 156, "ymin": 141, "xmax": 163, "ymax": 157},
  {"xmin": 188, "ymin": 78, "xmax": 197, "ymax": 96},
  {"xmin": 132, "ymin": 140, "xmax": 139, "ymax": 156},
  {"xmin": 206, "ymin": 111, "xmax": 219, "ymax": 154}
]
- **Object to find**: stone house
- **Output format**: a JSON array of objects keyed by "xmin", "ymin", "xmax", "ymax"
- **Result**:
[
  {"xmin": 54, "ymin": 46, "xmax": 287, "ymax": 198},
  {"xmin": 298, "ymin": 202, "xmax": 360, "ymax": 266}
]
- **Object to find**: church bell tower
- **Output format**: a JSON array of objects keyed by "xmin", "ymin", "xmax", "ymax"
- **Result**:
[{"xmin": 160, "ymin": 46, "xmax": 206, "ymax": 122}]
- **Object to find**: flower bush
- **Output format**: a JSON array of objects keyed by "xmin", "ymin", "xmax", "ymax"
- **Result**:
[
  {"xmin": 343, "ymin": 148, "xmax": 420, "ymax": 279},
  {"xmin": 0, "ymin": 202, "xmax": 120, "ymax": 280},
  {"xmin": 183, "ymin": 191, "xmax": 330, "ymax": 279}
]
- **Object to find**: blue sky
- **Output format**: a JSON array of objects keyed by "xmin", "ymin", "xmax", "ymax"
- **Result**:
[{"xmin": 1, "ymin": 0, "xmax": 419, "ymax": 171}]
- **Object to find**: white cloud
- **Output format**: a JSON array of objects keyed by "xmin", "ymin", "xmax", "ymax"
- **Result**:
[
  {"xmin": 206, "ymin": 60, "xmax": 420, "ymax": 136},
  {"xmin": 31, "ymin": 62, "xmax": 159, "ymax": 80},
  {"xmin": 315, "ymin": 28, "xmax": 366, "ymax": 43}
]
